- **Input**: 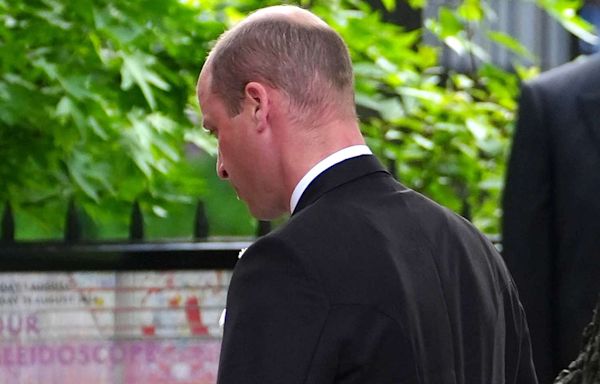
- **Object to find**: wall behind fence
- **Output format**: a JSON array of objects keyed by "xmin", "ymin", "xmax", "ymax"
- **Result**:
[
  {"xmin": 0, "ymin": 270, "xmax": 232, "ymax": 384},
  {"xmin": 0, "ymin": 197, "xmax": 259, "ymax": 384}
]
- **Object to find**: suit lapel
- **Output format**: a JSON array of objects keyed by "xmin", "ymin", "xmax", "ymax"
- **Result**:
[
  {"xmin": 292, "ymin": 155, "xmax": 389, "ymax": 216},
  {"xmin": 579, "ymin": 90, "xmax": 600, "ymax": 151}
]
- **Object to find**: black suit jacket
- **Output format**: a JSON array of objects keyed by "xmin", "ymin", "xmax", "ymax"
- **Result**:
[
  {"xmin": 218, "ymin": 155, "xmax": 537, "ymax": 384},
  {"xmin": 502, "ymin": 54, "xmax": 600, "ymax": 383}
]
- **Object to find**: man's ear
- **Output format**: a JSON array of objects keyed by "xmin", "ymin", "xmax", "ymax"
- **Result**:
[{"xmin": 244, "ymin": 82, "xmax": 269, "ymax": 131}]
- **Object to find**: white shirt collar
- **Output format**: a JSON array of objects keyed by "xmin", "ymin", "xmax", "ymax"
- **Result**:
[{"xmin": 289, "ymin": 145, "xmax": 372, "ymax": 214}]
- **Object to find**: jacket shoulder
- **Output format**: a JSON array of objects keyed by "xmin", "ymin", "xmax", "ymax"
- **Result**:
[{"xmin": 527, "ymin": 55, "xmax": 600, "ymax": 96}]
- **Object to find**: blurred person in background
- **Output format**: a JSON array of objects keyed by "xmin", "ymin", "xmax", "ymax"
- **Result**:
[
  {"xmin": 502, "ymin": 53, "xmax": 600, "ymax": 383},
  {"xmin": 580, "ymin": 0, "xmax": 600, "ymax": 54}
]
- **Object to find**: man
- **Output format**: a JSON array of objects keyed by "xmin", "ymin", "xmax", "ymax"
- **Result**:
[
  {"xmin": 198, "ymin": 5, "xmax": 537, "ymax": 383},
  {"xmin": 502, "ymin": 54, "xmax": 600, "ymax": 383}
]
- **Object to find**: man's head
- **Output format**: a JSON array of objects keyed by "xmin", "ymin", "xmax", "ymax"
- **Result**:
[
  {"xmin": 205, "ymin": 5, "xmax": 355, "ymax": 121},
  {"xmin": 197, "ymin": 5, "xmax": 362, "ymax": 220}
]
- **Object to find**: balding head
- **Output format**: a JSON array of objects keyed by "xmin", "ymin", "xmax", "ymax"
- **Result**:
[
  {"xmin": 242, "ymin": 5, "xmax": 328, "ymax": 27},
  {"xmin": 203, "ymin": 5, "xmax": 355, "ymax": 122}
]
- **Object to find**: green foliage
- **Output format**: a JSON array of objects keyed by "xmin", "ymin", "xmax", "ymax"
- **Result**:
[
  {"xmin": 0, "ymin": 0, "xmax": 594, "ymax": 239},
  {"xmin": 0, "ymin": 0, "xmax": 227, "ymax": 238},
  {"xmin": 538, "ymin": 0, "xmax": 599, "ymax": 44},
  {"xmin": 312, "ymin": 0, "xmax": 590, "ymax": 235}
]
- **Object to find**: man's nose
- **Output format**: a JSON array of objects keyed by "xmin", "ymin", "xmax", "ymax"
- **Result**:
[{"xmin": 216, "ymin": 152, "xmax": 229, "ymax": 179}]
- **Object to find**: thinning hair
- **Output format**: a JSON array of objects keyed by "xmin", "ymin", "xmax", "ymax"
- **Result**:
[{"xmin": 206, "ymin": 6, "xmax": 355, "ymax": 120}]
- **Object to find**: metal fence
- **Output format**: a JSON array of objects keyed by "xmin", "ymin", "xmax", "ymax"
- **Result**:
[{"xmin": 0, "ymin": 200, "xmax": 266, "ymax": 271}]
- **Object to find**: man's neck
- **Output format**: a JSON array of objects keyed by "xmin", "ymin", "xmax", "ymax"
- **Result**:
[
  {"xmin": 274, "ymin": 114, "xmax": 365, "ymax": 212},
  {"xmin": 288, "ymin": 144, "xmax": 372, "ymax": 213}
]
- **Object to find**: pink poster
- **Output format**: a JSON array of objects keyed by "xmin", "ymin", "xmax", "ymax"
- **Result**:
[{"xmin": 0, "ymin": 271, "xmax": 231, "ymax": 384}]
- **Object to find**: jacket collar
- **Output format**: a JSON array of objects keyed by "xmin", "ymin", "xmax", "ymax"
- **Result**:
[{"xmin": 292, "ymin": 155, "xmax": 390, "ymax": 216}]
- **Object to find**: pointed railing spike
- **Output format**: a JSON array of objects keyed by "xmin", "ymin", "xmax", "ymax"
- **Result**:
[
  {"xmin": 2, "ymin": 202, "xmax": 15, "ymax": 243},
  {"xmin": 387, "ymin": 158, "xmax": 397, "ymax": 176},
  {"xmin": 461, "ymin": 199, "xmax": 472, "ymax": 222},
  {"xmin": 129, "ymin": 201, "xmax": 144, "ymax": 241},
  {"xmin": 64, "ymin": 198, "xmax": 82, "ymax": 243},
  {"xmin": 256, "ymin": 220, "xmax": 271, "ymax": 237},
  {"xmin": 194, "ymin": 200, "xmax": 209, "ymax": 240}
]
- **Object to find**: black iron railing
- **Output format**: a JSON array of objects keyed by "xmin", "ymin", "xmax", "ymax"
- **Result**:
[{"xmin": 0, "ymin": 200, "xmax": 267, "ymax": 271}]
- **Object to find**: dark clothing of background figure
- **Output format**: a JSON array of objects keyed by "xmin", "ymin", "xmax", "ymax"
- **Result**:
[
  {"xmin": 579, "ymin": 2, "xmax": 600, "ymax": 54},
  {"xmin": 217, "ymin": 155, "xmax": 538, "ymax": 384},
  {"xmin": 502, "ymin": 54, "xmax": 600, "ymax": 384}
]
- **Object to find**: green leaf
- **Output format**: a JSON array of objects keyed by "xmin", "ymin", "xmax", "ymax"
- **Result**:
[
  {"xmin": 375, "ymin": 57, "xmax": 398, "ymax": 73},
  {"xmin": 458, "ymin": 0, "xmax": 483, "ymax": 21},
  {"xmin": 514, "ymin": 64, "xmax": 541, "ymax": 80},
  {"xmin": 451, "ymin": 74, "xmax": 475, "ymax": 89},
  {"xmin": 68, "ymin": 152, "xmax": 100, "ymax": 202},
  {"xmin": 408, "ymin": 0, "xmax": 427, "ymax": 8},
  {"xmin": 33, "ymin": 58, "xmax": 60, "ymax": 80},
  {"xmin": 379, "ymin": 98, "xmax": 406, "ymax": 121},
  {"xmin": 413, "ymin": 134, "xmax": 434, "ymax": 150},
  {"xmin": 487, "ymin": 31, "xmax": 536, "ymax": 61},
  {"xmin": 152, "ymin": 204, "xmax": 168, "ymax": 218},
  {"xmin": 55, "ymin": 96, "xmax": 73, "ymax": 118},
  {"xmin": 147, "ymin": 113, "xmax": 177, "ymax": 133},
  {"xmin": 385, "ymin": 129, "xmax": 405, "ymax": 141},
  {"xmin": 355, "ymin": 92, "xmax": 386, "ymax": 112},
  {"xmin": 479, "ymin": 176, "xmax": 503, "ymax": 191},
  {"xmin": 382, "ymin": 0, "xmax": 396, "ymax": 12},
  {"xmin": 88, "ymin": 116, "xmax": 109, "ymax": 140},
  {"xmin": 55, "ymin": 96, "xmax": 87, "ymax": 133},
  {"xmin": 34, "ymin": 9, "xmax": 72, "ymax": 30},
  {"xmin": 353, "ymin": 63, "xmax": 386, "ymax": 79},
  {"xmin": 153, "ymin": 136, "xmax": 180, "ymax": 162},
  {"xmin": 444, "ymin": 35, "xmax": 467, "ymax": 56},
  {"xmin": 438, "ymin": 7, "xmax": 464, "ymax": 37},
  {"xmin": 120, "ymin": 52, "xmax": 170, "ymax": 110},
  {"xmin": 60, "ymin": 75, "xmax": 94, "ymax": 101},
  {"xmin": 3, "ymin": 73, "xmax": 36, "ymax": 90},
  {"xmin": 537, "ymin": 0, "xmax": 599, "ymax": 44},
  {"xmin": 431, "ymin": 26, "xmax": 489, "ymax": 62},
  {"xmin": 466, "ymin": 117, "xmax": 488, "ymax": 141},
  {"xmin": 397, "ymin": 87, "xmax": 444, "ymax": 104}
]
